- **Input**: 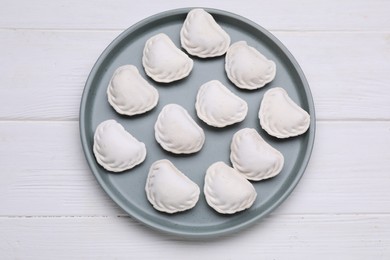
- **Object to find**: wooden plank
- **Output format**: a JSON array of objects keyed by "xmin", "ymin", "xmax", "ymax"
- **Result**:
[
  {"xmin": 0, "ymin": 121, "xmax": 124, "ymax": 216},
  {"xmin": 0, "ymin": 214, "xmax": 389, "ymax": 259},
  {"xmin": 0, "ymin": 121, "xmax": 389, "ymax": 216},
  {"xmin": 274, "ymin": 31, "xmax": 390, "ymax": 120},
  {"xmin": 0, "ymin": 30, "xmax": 120, "ymax": 120},
  {"xmin": 0, "ymin": 0, "xmax": 389, "ymax": 31},
  {"xmin": 276, "ymin": 121, "xmax": 390, "ymax": 214},
  {"xmin": 1, "ymin": 1, "xmax": 388, "ymax": 259},
  {"xmin": 0, "ymin": 30, "xmax": 389, "ymax": 120}
]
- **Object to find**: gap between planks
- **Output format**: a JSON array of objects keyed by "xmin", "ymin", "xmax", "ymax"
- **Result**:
[{"xmin": 1, "ymin": 213, "xmax": 390, "ymax": 218}]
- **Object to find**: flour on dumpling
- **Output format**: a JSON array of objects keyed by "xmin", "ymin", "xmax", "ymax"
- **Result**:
[
  {"xmin": 181, "ymin": 9, "xmax": 230, "ymax": 58},
  {"xmin": 107, "ymin": 65, "xmax": 158, "ymax": 116},
  {"xmin": 155, "ymin": 104, "xmax": 205, "ymax": 154},
  {"xmin": 143, "ymin": 33, "xmax": 193, "ymax": 83},
  {"xmin": 195, "ymin": 80, "xmax": 247, "ymax": 127},
  {"xmin": 225, "ymin": 41, "xmax": 276, "ymax": 90},
  {"xmin": 146, "ymin": 159, "xmax": 200, "ymax": 214},
  {"xmin": 204, "ymin": 162, "xmax": 257, "ymax": 214},
  {"xmin": 230, "ymin": 128, "xmax": 284, "ymax": 181},
  {"xmin": 93, "ymin": 120, "xmax": 146, "ymax": 172},
  {"xmin": 259, "ymin": 87, "xmax": 310, "ymax": 138}
]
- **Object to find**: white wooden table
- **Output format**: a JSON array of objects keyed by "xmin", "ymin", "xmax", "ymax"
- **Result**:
[{"xmin": 1, "ymin": 1, "xmax": 389, "ymax": 259}]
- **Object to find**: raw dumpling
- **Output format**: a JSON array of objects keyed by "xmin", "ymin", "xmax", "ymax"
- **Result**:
[
  {"xmin": 225, "ymin": 41, "xmax": 276, "ymax": 90},
  {"xmin": 142, "ymin": 33, "xmax": 193, "ymax": 83},
  {"xmin": 145, "ymin": 159, "xmax": 200, "ymax": 214},
  {"xmin": 195, "ymin": 80, "xmax": 247, "ymax": 127},
  {"xmin": 204, "ymin": 162, "xmax": 257, "ymax": 214},
  {"xmin": 155, "ymin": 104, "xmax": 205, "ymax": 154},
  {"xmin": 259, "ymin": 87, "xmax": 310, "ymax": 138},
  {"xmin": 93, "ymin": 120, "xmax": 146, "ymax": 172},
  {"xmin": 180, "ymin": 9, "xmax": 230, "ymax": 58},
  {"xmin": 230, "ymin": 128, "xmax": 284, "ymax": 181},
  {"xmin": 107, "ymin": 65, "xmax": 158, "ymax": 116}
]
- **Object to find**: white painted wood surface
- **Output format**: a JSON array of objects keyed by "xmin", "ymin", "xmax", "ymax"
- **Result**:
[{"xmin": 0, "ymin": 1, "xmax": 389, "ymax": 259}]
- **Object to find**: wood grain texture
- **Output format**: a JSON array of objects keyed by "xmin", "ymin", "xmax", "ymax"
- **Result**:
[
  {"xmin": 0, "ymin": 30, "xmax": 120, "ymax": 120},
  {"xmin": 0, "ymin": 121, "xmax": 389, "ymax": 216},
  {"xmin": 0, "ymin": 0, "xmax": 389, "ymax": 31},
  {"xmin": 1, "ymin": 215, "xmax": 389, "ymax": 259},
  {"xmin": 1, "ymin": 1, "xmax": 390, "ymax": 258},
  {"xmin": 0, "ymin": 30, "xmax": 389, "ymax": 120},
  {"xmin": 274, "ymin": 31, "xmax": 390, "ymax": 120}
]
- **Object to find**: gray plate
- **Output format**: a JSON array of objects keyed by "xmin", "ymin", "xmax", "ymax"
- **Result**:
[{"xmin": 80, "ymin": 8, "xmax": 315, "ymax": 238}]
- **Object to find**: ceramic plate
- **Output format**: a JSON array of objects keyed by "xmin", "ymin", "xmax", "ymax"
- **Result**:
[{"xmin": 80, "ymin": 8, "xmax": 315, "ymax": 238}]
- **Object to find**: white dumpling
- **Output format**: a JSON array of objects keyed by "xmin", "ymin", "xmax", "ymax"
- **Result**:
[
  {"xmin": 155, "ymin": 104, "xmax": 205, "ymax": 154},
  {"xmin": 225, "ymin": 41, "xmax": 276, "ymax": 90},
  {"xmin": 93, "ymin": 120, "xmax": 146, "ymax": 172},
  {"xmin": 180, "ymin": 9, "xmax": 230, "ymax": 58},
  {"xmin": 195, "ymin": 80, "xmax": 248, "ymax": 127},
  {"xmin": 259, "ymin": 87, "xmax": 310, "ymax": 138},
  {"xmin": 204, "ymin": 162, "xmax": 257, "ymax": 214},
  {"xmin": 142, "ymin": 33, "xmax": 193, "ymax": 83},
  {"xmin": 145, "ymin": 159, "xmax": 200, "ymax": 214},
  {"xmin": 107, "ymin": 65, "xmax": 158, "ymax": 116},
  {"xmin": 230, "ymin": 128, "xmax": 284, "ymax": 181}
]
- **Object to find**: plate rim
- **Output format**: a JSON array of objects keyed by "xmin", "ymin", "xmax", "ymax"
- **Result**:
[{"xmin": 79, "ymin": 7, "xmax": 316, "ymax": 238}]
